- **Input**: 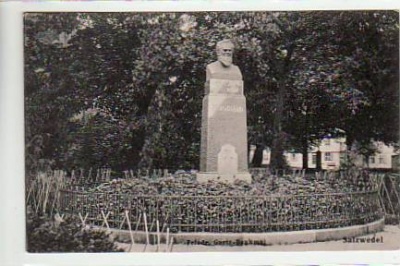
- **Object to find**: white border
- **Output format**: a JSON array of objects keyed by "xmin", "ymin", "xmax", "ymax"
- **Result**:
[{"xmin": 1, "ymin": 1, "xmax": 399, "ymax": 266}]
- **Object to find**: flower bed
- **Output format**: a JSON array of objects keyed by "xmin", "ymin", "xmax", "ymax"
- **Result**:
[{"xmin": 57, "ymin": 172, "xmax": 383, "ymax": 233}]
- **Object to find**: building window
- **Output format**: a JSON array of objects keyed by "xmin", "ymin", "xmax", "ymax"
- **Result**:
[
  {"xmin": 324, "ymin": 152, "xmax": 332, "ymax": 161},
  {"xmin": 369, "ymin": 156, "xmax": 375, "ymax": 164},
  {"xmin": 292, "ymin": 153, "xmax": 296, "ymax": 160},
  {"xmin": 312, "ymin": 153, "xmax": 317, "ymax": 165},
  {"xmin": 379, "ymin": 156, "xmax": 385, "ymax": 164},
  {"xmin": 323, "ymin": 139, "xmax": 331, "ymax": 146}
]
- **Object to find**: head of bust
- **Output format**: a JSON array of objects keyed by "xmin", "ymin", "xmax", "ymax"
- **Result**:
[{"xmin": 216, "ymin": 39, "xmax": 235, "ymax": 67}]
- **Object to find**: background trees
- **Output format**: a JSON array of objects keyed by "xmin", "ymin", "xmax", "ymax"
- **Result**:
[{"xmin": 24, "ymin": 11, "xmax": 399, "ymax": 174}]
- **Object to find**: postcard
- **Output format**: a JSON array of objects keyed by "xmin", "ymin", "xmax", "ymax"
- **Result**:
[{"xmin": 1, "ymin": 1, "xmax": 400, "ymax": 266}]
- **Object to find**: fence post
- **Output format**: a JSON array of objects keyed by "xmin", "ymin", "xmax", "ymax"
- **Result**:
[
  {"xmin": 143, "ymin": 212, "xmax": 150, "ymax": 245},
  {"xmin": 125, "ymin": 210, "xmax": 135, "ymax": 250}
]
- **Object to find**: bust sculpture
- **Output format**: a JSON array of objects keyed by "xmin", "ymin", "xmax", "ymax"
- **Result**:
[
  {"xmin": 198, "ymin": 38, "xmax": 251, "ymax": 183},
  {"xmin": 206, "ymin": 39, "xmax": 242, "ymax": 81}
]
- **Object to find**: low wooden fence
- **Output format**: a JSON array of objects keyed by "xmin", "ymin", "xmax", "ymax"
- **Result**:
[
  {"xmin": 58, "ymin": 190, "xmax": 382, "ymax": 233},
  {"xmin": 379, "ymin": 173, "xmax": 400, "ymax": 223}
]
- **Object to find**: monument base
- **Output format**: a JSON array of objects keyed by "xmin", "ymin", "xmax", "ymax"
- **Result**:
[{"xmin": 196, "ymin": 172, "xmax": 252, "ymax": 184}]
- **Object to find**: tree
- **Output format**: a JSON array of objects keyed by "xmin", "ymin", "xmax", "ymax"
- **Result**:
[
  {"xmin": 271, "ymin": 11, "xmax": 398, "ymax": 170},
  {"xmin": 24, "ymin": 13, "xmax": 86, "ymax": 173},
  {"xmin": 24, "ymin": 11, "xmax": 399, "ymax": 174},
  {"xmin": 334, "ymin": 11, "xmax": 399, "ymax": 151}
]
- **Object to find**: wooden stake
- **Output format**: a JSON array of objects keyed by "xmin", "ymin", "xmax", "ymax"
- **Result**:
[
  {"xmin": 101, "ymin": 211, "xmax": 111, "ymax": 231},
  {"xmin": 134, "ymin": 213, "xmax": 142, "ymax": 231},
  {"xmin": 35, "ymin": 179, "xmax": 44, "ymax": 214},
  {"xmin": 165, "ymin": 228, "xmax": 170, "ymax": 252},
  {"xmin": 143, "ymin": 212, "xmax": 150, "ymax": 245},
  {"xmin": 156, "ymin": 220, "xmax": 160, "ymax": 252},
  {"xmin": 142, "ymin": 212, "xmax": 150, "ymax": 252},
  {"xmin": 42, "ymin": 180, "xmax": 51, "ymax": 214},
  {"xmin": 383, "ymin": 180, "xmax": 395, "ymax": 214},
  {"xmin": 389, "ymin": 175, "xmax": 400, "ymax": 209},
  {"xmin": 119, "ymin": 215, "xmax": 127, "ymax": 230},
  {"xmin": 78, "ymin": 212, "xmax": 88, "ymax": 227},
  {"xmin": 161, "ymin": 213, "xmax": 170, "ymax": 233},
  {"xmin": 125, "ymin": 210, "xmax": 135, "ymax": 251},
  {"xmin": 386, "ymin": 174, "xmax": 400, "ymax": 224},
  {"xmin": 54, "ymin": 212, "xmax": 64, "ymax": 226},
  {"xmin": 34, "ymin": 186, "xmax": 40, "ymax": 210},
  {"xmin": 50, "ymin": 188, "xmax": 58, "ymax": 216},
  {"xmin": 149, "ymin": 219, "xmax": 155, "ymax": 232},
  {"xmin": 26, "ymin": 184, "xmax": 34, "ymax": 207},
  {"xmin": 378, "ymin": 176, "xmax": 387, "ymax": 215},
  {"xmin": 169, "ymin": 237, "xmax": 174, "ymax": 252}
]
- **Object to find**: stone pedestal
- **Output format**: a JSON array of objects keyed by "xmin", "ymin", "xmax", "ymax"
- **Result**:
[{"xmin": 197, "ymin": 78, "xmax": 252, "ymax": 183}]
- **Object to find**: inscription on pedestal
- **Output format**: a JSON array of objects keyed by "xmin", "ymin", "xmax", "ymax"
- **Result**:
[
  {"xmin": 205, "ymin": 79, "xmax": 243, "ymax": 95},
  {"xmin": 217, "ymin": 144, "xmax": 238, "ymax": 174},
  {"xmin": 218, "ymin": 105, "xmax": 244, "ymax": 113}
]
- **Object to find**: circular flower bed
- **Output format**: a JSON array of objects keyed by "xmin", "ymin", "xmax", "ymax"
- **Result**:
[{"xmin": 58, "ymin": 171, "xmax": 383, "ymax": 233}]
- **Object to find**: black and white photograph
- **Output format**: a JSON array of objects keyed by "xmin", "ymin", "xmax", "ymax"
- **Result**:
[
  {"xmin": 1, "ymin": 1, "xmax": 400, "ymax": 265},
  {"xmin": 23, "ymin": 9, "xmax": 400, "ymax": 253}
]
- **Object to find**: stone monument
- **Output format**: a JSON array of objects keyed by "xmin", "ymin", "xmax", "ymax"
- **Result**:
[{"xmin": 196, "ymin": 39, "xmax": 252, "ymax": 183}]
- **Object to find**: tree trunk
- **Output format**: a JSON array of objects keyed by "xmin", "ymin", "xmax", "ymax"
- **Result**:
[
  {"xmin": 302, "ymin": 137, "xmax": 308, "ymax": 170},
  {"xmin": 133, "ymin": 84, "xmax": 161, "ymax": 170},
  {"xmin": 251, "ymin": 144, "xmax": 264, "ymax": 167},
  {"xmin": 302, "ymin": 113, "xmax": 309, "ymax": 170},
  {"xmin": 316, "ymin": 150, "xmax": 322, "ymax": 171},
  {"xmin": 269, "ymin": 41, "xmax": 294, "ymax": 170},
  {"xmin": 270, "ymin": 78, "xmax": 287, "ymax": 170},
  {"xmin": 270, "ymin": 132, "xmax": 287, "ymax": 170},
  {"xmin": 137, "ymin": 90, "xmax": 163, "ymax": 171}
]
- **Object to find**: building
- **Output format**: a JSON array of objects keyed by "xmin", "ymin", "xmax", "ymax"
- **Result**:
[
  {"xmin": 249, "ymin": 138, "xmax": 397, "ymax": 170},
  {"xmin": 284, "ymin": 137, "xmax": 347, "ymax": 170},
  {"xmin": 352, "ymin": 141, "xmax": 398, "ymax": 170},
  {"xmin": 392, "ymin": 154, "xmax": 400, "ymax": 172}
]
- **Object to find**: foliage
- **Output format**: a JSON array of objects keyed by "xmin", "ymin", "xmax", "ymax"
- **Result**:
[
  {"xmin": 58, "ymin": 170, "xmax": 382, "ymax": 233},
  {"xmin": 334, "ymin": 11, "xmax": 399, "ymax": 149},
  {"xmin": 26, "ymin": 210, "xmax": 123, "ymax": 252},
  {"xmin": 24, "ymin": 11, "xmax": 399, "ymax": 173}
]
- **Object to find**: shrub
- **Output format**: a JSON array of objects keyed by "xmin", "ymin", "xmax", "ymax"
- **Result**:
[{"xmin": 26, "ymin": 209, "xmax": 123, "ymax": 252}]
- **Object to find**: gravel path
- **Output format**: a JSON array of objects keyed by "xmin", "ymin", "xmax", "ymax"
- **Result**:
[{"xmin": 117, "ymin": 225, "xmax": 400, "ymax": 252}]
